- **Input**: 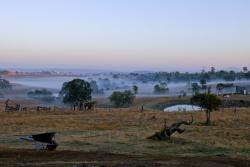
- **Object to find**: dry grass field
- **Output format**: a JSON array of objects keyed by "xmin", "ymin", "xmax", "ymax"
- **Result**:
[{"xmin": 0, "ymin": 99, "xmax": 250, "ymax": 166}]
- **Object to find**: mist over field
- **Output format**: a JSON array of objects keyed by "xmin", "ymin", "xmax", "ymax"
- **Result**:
[{"xmin": 1, "ymin": 67, "xmax": 250, "ymax": 100}]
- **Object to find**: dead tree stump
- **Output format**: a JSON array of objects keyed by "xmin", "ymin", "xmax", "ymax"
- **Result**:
[{"xmin": 147, "ymin": 115, "xmax": 193, "ymax": 140}]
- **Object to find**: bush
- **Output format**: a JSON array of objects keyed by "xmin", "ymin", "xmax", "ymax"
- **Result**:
[
  {"xmin": 109, "ymin": 90, "xmax": 135, "ymax": 107},
  {"xmin": 28, "ymin": 89, "xmax": 55, "ymax": 102}
]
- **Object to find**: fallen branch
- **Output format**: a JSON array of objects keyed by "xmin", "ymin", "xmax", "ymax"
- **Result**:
[{"xmin": 147, "ymin": 115, "xmax": 193, "ymax": 140}]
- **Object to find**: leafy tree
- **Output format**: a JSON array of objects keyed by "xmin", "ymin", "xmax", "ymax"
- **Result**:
[
  {"xmin": 109, "ymin": 90, "xmax": 135, "ymax": 107},
  {"xmin": 207, "ymin": 86, "xmax": 212, "ymax": 93},
  {"xmin": 243, "ymin": 66, "xmax": 248, "ymax": 73},
  {"xmin": 0, "ymin": 79, "xmax": 12, "ymax": 89},
  {"xmin": 99, "ymin": 78, "xmax": 111, "ymax": 90},
  {"xmin": 132, "ymin": 85, "xmax": 138, "ymax": 94},
  {"xmin": 59, "ymin": 79, "xmax": 92, "ymax": 104},
  {"xmin": 216, "ymin": 83, "xmax": 224, "ymax": 95},
  {"xmin": 191, "ymin": 82, "xmax": 200, "ymax": 94},
  {"xmin": 245, "ymin": 71, "xmax": 250, "ymax": 79},
  {"xmin": 201, "ymin": 68, "xmax": 206, "ymax": 74},
  {"xmin": 179, "ymin": 90, "xmax": 187, "ymax": 97},
  {"xmin": 154, "ymin": 83, "xmax": 169, "ymax": 94},
  {"xmin": 90, "ymin": 80, "xmax": 104, "ymax": 95},
  {"xmin": 112, "ymin": 74, "xmax": 120, "ymax": 79},
  {"xmin": 191, "ymin": 93, "xmax": 221, "ymax": 125},
  {"xmin": 200, "ymin": 79, "xmax": 207, "ymax": 89},
  {"xmin": 28, "ymin": 89, "xmax": 55, "ymax": 102},
  {"xmin": 224, "ymin": 71, "xmax": 236, "ymax": 81},
  {"xmin": 210, "ymin": 67, "xmax": 215, "ymax": 74},
  {"xmin": 201, "ymin": 72, "xmax": 211, "ymax": 81}
]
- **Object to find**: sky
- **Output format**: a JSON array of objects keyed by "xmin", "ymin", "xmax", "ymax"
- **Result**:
[{"xmin": 0, "ymin": 0, "xmax": 249, "ymax": 72}]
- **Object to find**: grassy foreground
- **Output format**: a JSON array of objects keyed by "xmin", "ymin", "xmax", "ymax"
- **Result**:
[{"xmin": 0, "ymin": 102, "xmax": 249, "ymax": 166}]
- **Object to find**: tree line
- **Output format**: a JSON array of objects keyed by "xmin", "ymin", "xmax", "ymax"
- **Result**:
[{"xmin": 128, "ymin": 67, "xmax": 250, "ymax": 83}]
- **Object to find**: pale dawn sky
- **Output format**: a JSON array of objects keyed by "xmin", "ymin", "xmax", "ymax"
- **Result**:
[{"xmin": 0, "ymin": 0, "xmax": 249, "ymax": 71}]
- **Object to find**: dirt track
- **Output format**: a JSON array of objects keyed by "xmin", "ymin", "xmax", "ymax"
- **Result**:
[{"xmin": 0, "ymin": 149, "xmax": 249, "ymax": 167}]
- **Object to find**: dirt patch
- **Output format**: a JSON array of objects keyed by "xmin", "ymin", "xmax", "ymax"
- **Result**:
[{"xmin": 0, "ymin": 149, "xmax": 249, "ymax": 167}]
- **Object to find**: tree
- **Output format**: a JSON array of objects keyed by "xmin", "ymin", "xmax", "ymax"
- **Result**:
[
  {"xmin": 191, "ymin": 82, "xmax": 200, "ymax": 94},
  {"xmin": 90, "ymin": 80, "xmax": 104, "ymax": 95},
  {"xmin": 154, "ymin": 83, "xmax": 169, "ymax": 94},
  {"xmin": 199, "ymin": 79, "xmax": 207, "ymax": 89},
  {"xmin": 245, "ymin": 71, "xmax": 250, "ymax": 79},
  {"xmin": 99, "ymin": 78, "xmax": 111, "ymax": 90},
  {"xmin": 216, "ymin": 83, "xmax": 224, "ymax": 95},
  {"xmin": 210, "ymin": 67, "xmax": 216, "ymax": 74},
  {"xmin": 27, "ymin": 89, "xmax": 55, "ymax": 102},
  {"xmin": 132, "ymin": 85, "xmax": 138, "ymax": 94},
  {"xmin": 201, "ymin": 72, "xmax": 211, "ymax": 81},
  {"xmin": 59, "ymin": 79, "xmax": 92, "ymax": 105},
  {"xmin": 224, "ymin": 70, "xmax": 236, "ymax": 81},
  {"xmin": 109, "ymin": 90, "xmax": 135, "ymax": 107},
  {"xmin": 179, "ymin": 90, "xmax": 187, "ymax": 97},
  {"xmin": 201, "ymin": 68, "xmax": 206, "ymax": 74},
  {"xmin": 191, "ymin": 93, "xmax": 221, "ymax": 125},
  {"xmin": 207, "ymin": 86, "xmax": 212, "ymax": 94},
  {"xmin": 243, "ymin": 66, "xmax": 248, "ymax": 73},
  {"xmin": 0, "ymin": 79, "xmax": 12, "ymax": 89}
]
